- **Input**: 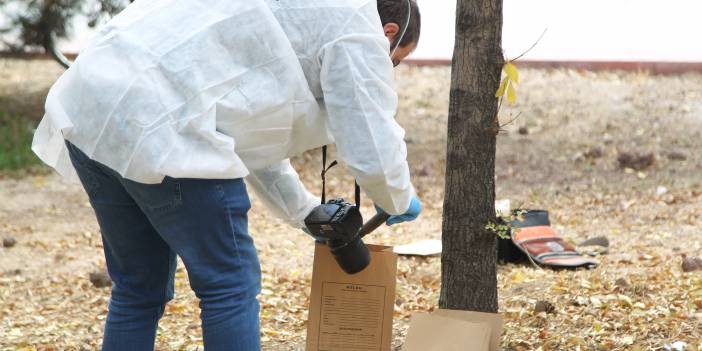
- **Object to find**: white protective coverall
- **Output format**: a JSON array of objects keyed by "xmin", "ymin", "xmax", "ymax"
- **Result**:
[{"xmin": 32, "ymin": 0, "xmax": 414, "ymax": 228}]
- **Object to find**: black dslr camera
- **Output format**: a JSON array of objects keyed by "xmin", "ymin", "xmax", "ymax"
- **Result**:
[
  {"xmin": 304, "ymin": 198, "xmax": 370, "ymax": 274},
  {"xmin": 306, "ymin": 146, "xmax": 389, "ymax": 274}
]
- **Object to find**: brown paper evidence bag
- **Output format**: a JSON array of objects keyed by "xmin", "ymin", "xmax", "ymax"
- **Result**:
[
  {"xmin": 306, "ymin": 244, "xmax": 397, "ymax": 351},
  {"xmin": 403, "ymin": 309, "xmax": 503, "ymax": 351}
]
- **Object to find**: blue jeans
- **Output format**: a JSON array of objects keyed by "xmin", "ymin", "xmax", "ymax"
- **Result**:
[{"xmin": 66, "ymin": 141, "xmax": 261, "ymax": 351}]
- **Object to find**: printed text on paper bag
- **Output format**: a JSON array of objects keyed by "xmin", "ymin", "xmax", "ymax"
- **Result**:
[{"xmin": 318, "ymin": 282, "xmax": 387, "ymax": 350}]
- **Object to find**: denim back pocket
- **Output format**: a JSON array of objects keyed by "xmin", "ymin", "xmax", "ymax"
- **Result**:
[{"xmin": 123, "ymin": 177, "xmax": 183, "ymax": 214}]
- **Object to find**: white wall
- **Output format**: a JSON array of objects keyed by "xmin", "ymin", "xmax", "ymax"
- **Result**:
[{"xmin": 412, "ymin": 0, "xmax": 702, "ymax": 62}]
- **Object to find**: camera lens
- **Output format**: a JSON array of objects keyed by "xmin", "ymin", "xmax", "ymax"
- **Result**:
[{"xmin": 330, "ymin": 237, "xmax": 371, "ymax": 274}]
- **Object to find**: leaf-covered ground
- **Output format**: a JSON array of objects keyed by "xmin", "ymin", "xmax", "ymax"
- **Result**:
[{"xmin": 1, "ymin": 59, "xmax": 701, "ymax": 350}]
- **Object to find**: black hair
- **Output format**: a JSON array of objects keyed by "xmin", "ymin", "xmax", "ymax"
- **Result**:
[{"xmin": 376, "ymin": 0, "xmax": 421, "ymax": 49}]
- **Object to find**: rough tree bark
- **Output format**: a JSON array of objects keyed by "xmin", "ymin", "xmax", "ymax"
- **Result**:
[{"xmin": 439, "ymin": 0, "xmax": 504, "ymax": 312}]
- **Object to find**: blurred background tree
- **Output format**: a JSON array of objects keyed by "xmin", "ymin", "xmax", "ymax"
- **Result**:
[{"xmin": 0, "ymin": 0, "xmax": 129, "ymax": 52}]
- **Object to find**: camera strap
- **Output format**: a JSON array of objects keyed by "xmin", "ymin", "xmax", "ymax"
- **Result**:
[{"xmin": 321, "ymin": 145, "xmax": 361, "ymax": 206}]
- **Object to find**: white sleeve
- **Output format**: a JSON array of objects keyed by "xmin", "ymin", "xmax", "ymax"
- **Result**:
[
  {"xmin": 245, "ymin": 159, "xmax": 320, "ymax": 228},
  {"xmin": 318, "ymin": 30, "xmax": 414, "ymax": 215}
]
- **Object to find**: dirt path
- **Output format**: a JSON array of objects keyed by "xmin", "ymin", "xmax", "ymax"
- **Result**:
[{"xmin": 1, "ymin": 61, "xmax": 701, "ymax": 350}]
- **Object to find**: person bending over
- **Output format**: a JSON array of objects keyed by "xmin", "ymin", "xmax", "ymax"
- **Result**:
[{"xmin": 32, "ymin": 0, "xmax": 422, "ymax": 349}]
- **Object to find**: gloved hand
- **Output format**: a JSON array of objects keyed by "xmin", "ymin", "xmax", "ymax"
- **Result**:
[{"xmin": 375, "ymin": 196, "xmax": 422, "ymax": 226}]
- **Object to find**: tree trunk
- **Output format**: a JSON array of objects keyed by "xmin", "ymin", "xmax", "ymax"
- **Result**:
[{"xmin": 439, "ymin": 0, "xmax": 504, "ymax": 312}]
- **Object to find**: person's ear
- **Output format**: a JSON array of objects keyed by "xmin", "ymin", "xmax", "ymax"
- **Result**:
[{"xmin": 383, "ymin": 23, "xmax": 400, "ymax": 44}]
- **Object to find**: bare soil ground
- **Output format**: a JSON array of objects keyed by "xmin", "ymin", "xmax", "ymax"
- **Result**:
[{"xmin": 1, "ymin": 58, "xmax": 701, "ymax": 350}]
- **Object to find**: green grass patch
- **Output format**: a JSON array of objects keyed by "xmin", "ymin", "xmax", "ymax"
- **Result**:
[{"xmin": 0, "ymin": 112, "xmax": 42, "ymax": 171}]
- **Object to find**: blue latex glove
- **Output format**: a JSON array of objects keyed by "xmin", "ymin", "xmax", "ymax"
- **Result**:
[{"xmin": 375, "ymin": 196, "xmax": 422, "ymax": 226}]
